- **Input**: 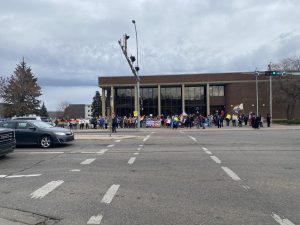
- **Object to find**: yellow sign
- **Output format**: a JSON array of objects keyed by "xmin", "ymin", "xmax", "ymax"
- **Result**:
[{"xmin": 133, "ymin": 111, "xmax": 138, "ymax": 117}]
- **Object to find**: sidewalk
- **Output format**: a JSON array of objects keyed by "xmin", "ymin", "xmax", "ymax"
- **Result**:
[{"xmin": 73, "ymin": 124, "xmax": 300, "ymax": 140}]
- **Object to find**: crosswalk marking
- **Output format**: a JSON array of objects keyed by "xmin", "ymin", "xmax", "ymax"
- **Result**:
[
  {"xmin": 6, "ymin": 174, "xmax": 41, "ymax": 178},
  {"xmin": 81, "ymin": 159, "xmax": 96, "ymax": 165},
  {"xmin": 97, "ymin": 149, "xmax": 108, "ymax": 155},
  {"xmin": 272, "ymin": 213, "xmax": 295, "ymax": 225},
  {"xmin": 101, "ymin": 184, "xmax": 120, "ymax": 204},
  {"xmin": 87, "ymin": 214, "xmax": 103, "ymax": 224},
  {"xmin": 128, "ymin": 157, "xmax": 136, "ymax": 165},
  {"xmin": 30, "ymin": 180, "xmax": 64, "ymax": 199}
]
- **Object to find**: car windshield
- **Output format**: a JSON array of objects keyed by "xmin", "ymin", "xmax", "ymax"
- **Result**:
[{"xmin": 31, "ymin": 121, "xmax": 54, "ymax": 128}]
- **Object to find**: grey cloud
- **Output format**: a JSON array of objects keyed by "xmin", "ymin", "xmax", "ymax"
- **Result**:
[{"xmin": 1, "ymin": 0, "xmax": 300, "ymax": 110}]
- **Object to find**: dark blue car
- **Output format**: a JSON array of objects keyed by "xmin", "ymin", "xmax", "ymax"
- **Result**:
[
  {"xmin": 0, "ymin": 120, "xmax": 74, "ymax": 148},
  {"xmin": 0, "ymin": 128, "xmax": 15, "ymax": 156}
]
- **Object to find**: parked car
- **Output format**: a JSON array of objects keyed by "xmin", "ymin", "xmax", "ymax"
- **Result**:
[
  {"xmin": 0, "ymin": 120, "xmax": 74, "ymax": 148},
  {"xmin": 0, "ymin": 128, "xmax": 15, "ymax": 156}
]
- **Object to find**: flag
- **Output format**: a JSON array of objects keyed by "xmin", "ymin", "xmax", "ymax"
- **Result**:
[{"xmin": 233, "ymin": 103, "xmax": 243, "ymax": 113}]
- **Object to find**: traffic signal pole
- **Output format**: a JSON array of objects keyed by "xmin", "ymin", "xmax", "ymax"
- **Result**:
[{"xmin": 268, "ymin": 63, "xmax": 273, "ymax": 121}]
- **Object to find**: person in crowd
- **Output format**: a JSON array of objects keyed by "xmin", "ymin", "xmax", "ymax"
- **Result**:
[
  {"xmin": 173, "ymin": 115, "xmax": 179, "ymax": 129},
  {"xmin": 104, "ymin": 117, "xmax": 108, "ymax": 129},
  {"xmin": 266, "ymin": 113, "xmax": 271, "ymax": 127},
  {"xmin": 243, "ymin": 114, "xmax": 248, "ymax": 126},
  {"xmin": 85, "ymin": 119, "xmax": 90, "ymax": 129},
  {"xmin": 225, "ymin": 114, "xmax": 231, "ymax": 126},
  {"xmin": 232, "ymin": 114, "xmax": 238, "ymax": 127},
  {"xmin": 112, "ymin": 115, "xmax": 118, "ymax": 133}
]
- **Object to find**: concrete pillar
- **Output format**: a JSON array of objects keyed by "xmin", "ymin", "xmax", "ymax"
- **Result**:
[
  {"xmin": 110, "ymin": 86, "xmax": 114, "ymax": 115},
  {"xmin": 101, "ymin": 88, "xmax": 106, "ymax": 117},
  {"xmin": 206, "ymin": 83, "xmax": 210, "ymax": 116},
  {"xmin": 158, "ymin": 85, "xmax": 161, "ymax": 116},
  {"xmin": 182, "ymin": 84, "xmax": 185, "ymax": 113}
]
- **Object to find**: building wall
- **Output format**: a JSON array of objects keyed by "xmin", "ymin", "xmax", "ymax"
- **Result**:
[{"xmin": 99, "ymin": 73, "xmax": 300, "ymax": 119}]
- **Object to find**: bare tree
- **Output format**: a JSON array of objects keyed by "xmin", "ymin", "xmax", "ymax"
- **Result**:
[
  {"xmin": 272, "ymin": 57, "xmax": 300, "ymax": 120},
  {"xmin": 56, "ymin": 101, "xmax": 69, "ymax": 118}
]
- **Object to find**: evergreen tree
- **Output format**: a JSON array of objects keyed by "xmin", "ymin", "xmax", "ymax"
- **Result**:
[
  {"xmin": 91, "ymin": 91, "xmax": 102, "ymax": 118},
  {"xmin": 40, "ymin": 102, "xmax": 49, "ymax": 117},
  {"xmin": 2, "ymin": 59, "xmax": 41, "ymax": 117}
]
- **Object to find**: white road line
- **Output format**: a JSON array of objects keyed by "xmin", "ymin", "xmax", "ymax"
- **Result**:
[
  {"xmin": 188, "ymin": 136, "xmax": 197, "ymax": 142},
  {"xmin": 137, "ymin": 148, "xmax": 141, "ymax": 151},
  {"xmin": 87, "ymin": 214, "xmax": 103, "ymax": 224},
  {"xmin": 128, "ymin": 157, "xmax": 136, "ymax": 165},
  {"xmin": 202, "ymin": 147, "xmax": 212, "ymax": 154},
  {"xmin": 143, "ymin": 135, "xmax": 150, "ymax": 142},
  {"xmin": 107, "ymin": 144, "xmax": 114, "ymax": 148},
  {"xmin": 6, "ymin": 174, "xmax": 41, "ymax": 178},
  {"xmin": 0, "ymin": 175, "xmax": 7, "ymax": 178},
  {"xmin": 70, "ymin": 169, "xmax": 81, "ymax": 172},
  {"xmin": 221, "ymin": 167, "xmax": 241, "ymax": 181},
  {"xmin": 101, "ymin": 184, "xmax": 120, "ymax": 204},
  {"xmin": 28, "ymin": 151, "xmax": 65, "ymax": 154},
  {"xmin": 242, "ymin": 185, "xmax": 251, "ymax": 190},
  {"xmin": 272, "ymin": 213, "xmax": 295, "ymax": 225},
  {"xmin": 30, "ymin": 180, "xmax": 64, "ymax": 199},
  {"xmin": 81, "ymin": 158, "xmax": 96, "ymax": 165},
  {"xmin": 134, "ymin": 152, "xmax": 139, "ymax": 155},
  {"xmin": 97, "ymin": 149, "xmax": 108, "ymax": 155},
  {"xmin": 204, "ymin": 150, "xmax": 212, "ymax": 155},
  {"xmin": 210, "ymin": 156, "xmax": 221, "ymax": 164},
  {"xmin": 139, "ymin": 145, "xmax": 143, "ymax": 147},
  {"xmin": 115, "ymin": 140, "xmax": 121, "ymax": 143},
  {"xmin": 81, "ymin": 152, "xmax": 98, "ymax": 154}
]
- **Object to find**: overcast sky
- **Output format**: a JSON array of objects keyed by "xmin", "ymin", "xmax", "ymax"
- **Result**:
[{"xmin": 1, "ymin": 0, "xmax": 300, "ymax": 111}]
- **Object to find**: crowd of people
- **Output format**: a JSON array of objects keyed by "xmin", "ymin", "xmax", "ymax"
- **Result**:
[{"xmin": 53, "ymin": 110, "xmax": 271, "ymax": 131}]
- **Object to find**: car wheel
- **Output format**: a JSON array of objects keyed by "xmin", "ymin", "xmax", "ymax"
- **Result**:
[{"xmin": 40, "ymin": 135, "xmax": 52, "ymax": 148}]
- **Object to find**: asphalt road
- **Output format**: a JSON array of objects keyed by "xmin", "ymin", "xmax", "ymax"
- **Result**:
[{"xmin": 0, "ymin": 128, "xmax": 299, "ymax": 225}]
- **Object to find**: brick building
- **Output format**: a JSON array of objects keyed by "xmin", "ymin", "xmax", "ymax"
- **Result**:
[{"xmin": 98, "ymin": 72, "xmax": 300, "ymax": 119}]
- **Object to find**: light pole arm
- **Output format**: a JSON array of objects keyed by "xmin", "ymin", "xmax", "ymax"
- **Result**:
[{"xmin": 118, "ymin": 40, "xmax": 140, "ymax": 82}]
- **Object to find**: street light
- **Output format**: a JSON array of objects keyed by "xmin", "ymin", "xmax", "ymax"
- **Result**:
[
  {"xmin": 255, "ymin": 69, "xmax": 259, "ymax": 116},
  {"xmin": 132, "ymin": 20, "xmax": 140, "ymax": 129},
  {"xmin": 118, "ymin": 20, "xmax": 141, "ymax": 129},
  {"xmin": 268, "ymin": 62, "xmax": 272, "ymax": 121}
]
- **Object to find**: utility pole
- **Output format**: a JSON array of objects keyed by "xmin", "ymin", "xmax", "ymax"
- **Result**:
[
  {"xmin": 268, "ymin": 62, "xmax": 272, "ymax": 121},
  {"xmin": 255, "ymin": 69, "xmax": 259, "ymax": 116},
  {"xmin": 118, "ymin": 23, "xmax": 141, "ymax": 129}
]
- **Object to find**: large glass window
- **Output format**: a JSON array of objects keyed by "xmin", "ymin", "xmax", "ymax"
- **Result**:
[
  {"xmin": 161, "ymin": 86, "xmax": 182, "ymax": 115},
  {"xmin": 115, "ymin": 88, "xmax": 134, "ymax": 116},
  {"xmin": 140, "ymin": 87, "xmax": 158, "ymax": 116},
  {"xmin": 185, "ymin": 86, "xmax": 206, "ymax": 114},
  {"xmin": 209, "ymin": 86, "xmax": 224, "ymax": 96}
]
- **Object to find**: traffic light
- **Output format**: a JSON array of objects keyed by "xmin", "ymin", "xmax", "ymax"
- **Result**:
[{"xmin": 265, "ymin": 71, "xmax": 278, "ymax": 76}]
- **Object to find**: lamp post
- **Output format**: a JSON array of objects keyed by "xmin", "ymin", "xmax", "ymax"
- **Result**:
[
  {"xmin": 268, "ymin": 62, "xmax": 272, "ymax": 121},
  {"xmin": 255, "ymin": 70, "xmax": 259, "ymax": 116},
  {"xmin": 118, "ymin": 20, "xmax": 141, "ymax": 129},
  {"xmin": 132, "ymin": 20, "xmax": 140, "ymax": 129}
]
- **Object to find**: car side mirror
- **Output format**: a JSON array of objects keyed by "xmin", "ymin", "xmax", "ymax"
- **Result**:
[{"xmin": 29, "ymin": 127, "xmax": 36, "ymax": 131}]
